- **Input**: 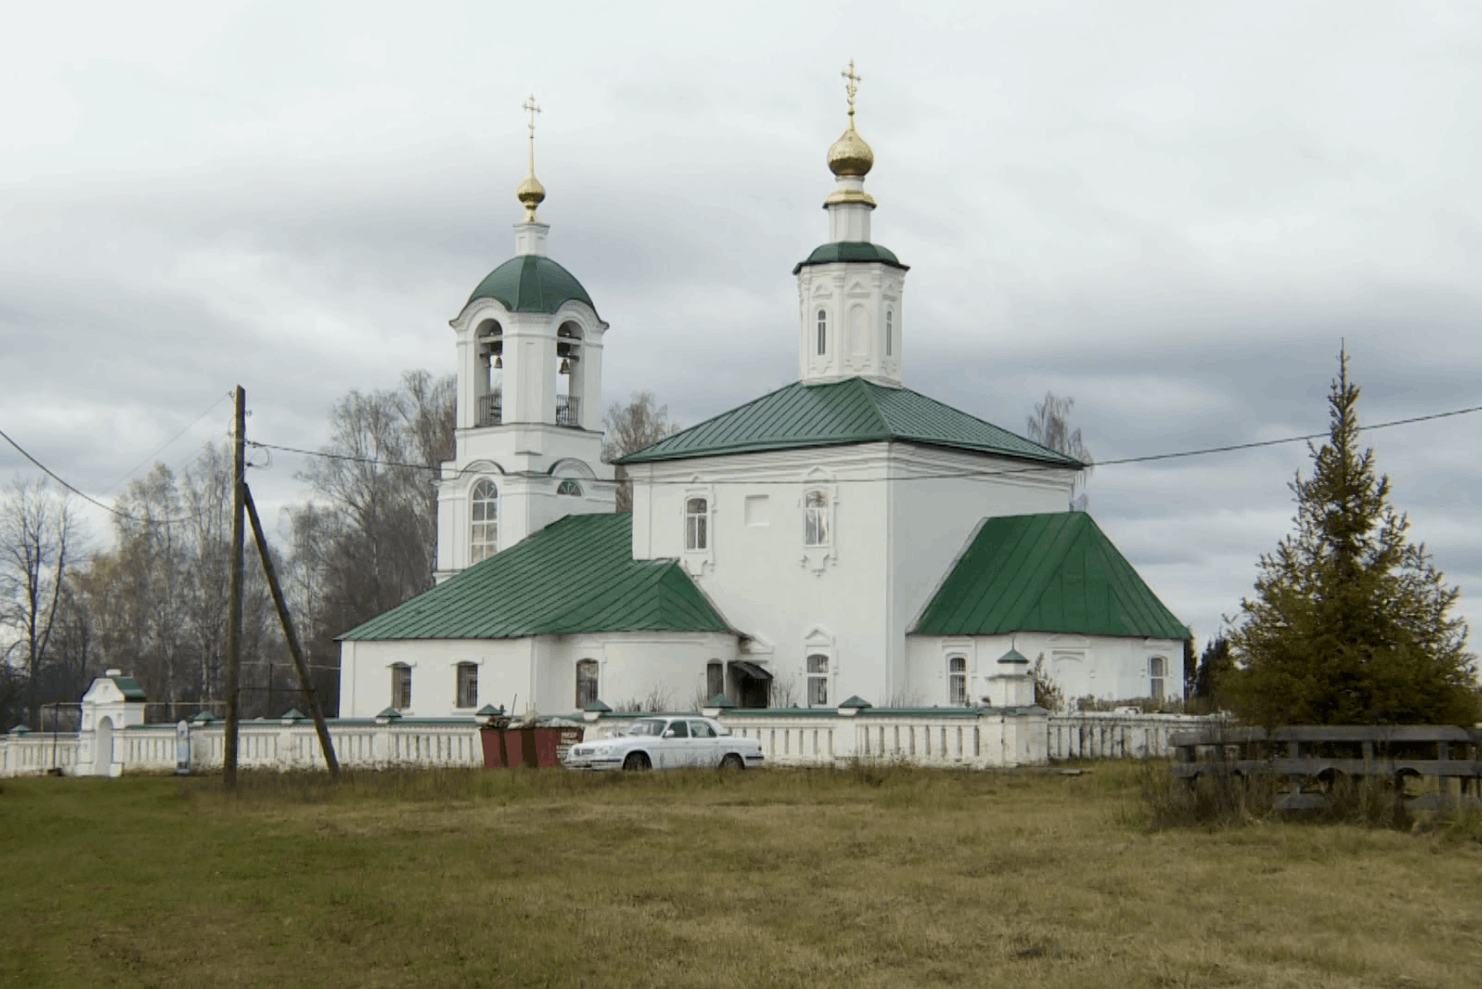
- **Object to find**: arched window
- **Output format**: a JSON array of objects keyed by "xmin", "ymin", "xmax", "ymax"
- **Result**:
[
  {"xmin": 806, "ymin": 654, "xmax": 829, "ymax": 707},
  {"xmin": 576, "ymin": 659, "xmax": 599, "ymax": 710},
  {"xmin": 804, "ymin": 491, "xmax": 829, "ymax": 546},
  {"xmin": 456, "ymin": 662, "xmax": 478, "ymax": 709},
  {"xmin": 391, "ymin": 663, "xmax": 412, "ymax": 711},
  {"xmin": 470, "ymin": 479, "xmax": 498, "ymax": 563},
  {"xmin": 686, "ymin": 497, "xmax": 708, "ymax": 550},
  {"xmin": 816, "ymin": 309, "xmax": 827, "ymax": 355},
  {"xmin": 1149, "ymin": 657, "xmax": 1167, "ymax": 700},
  {"xmin": 557, "ymin": 479, "xmax": 582, "ymax": 496},
  {"xmin": 948, "ymin": 656, "xmax": 967, "ymax": 706},
  {"xmin": 885, "ymin": 310, "xmax": 893, "ymax": 357}
]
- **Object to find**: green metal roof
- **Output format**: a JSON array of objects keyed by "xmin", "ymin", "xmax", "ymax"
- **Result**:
[
  {"xmin": 468, "ymin": 255, "xmax": 597, "ymax": 315},
  {"xmin": 792, "ymin": 241, "xmax": 908, "ymax": 274},
  {"xmin": 617, "ymin": 377, "xmax": 1084, "ymax": 467},
  {"xmin": 340, "ymin": 513, "xmax": 729, "ymax": 641},
  {"xmin": 913, "ymin": 513, "xmax": 1190, "ymax": 640},
  {"xmin": 109, "ymin": 675, "xmax": 147, "ymax": 701}
]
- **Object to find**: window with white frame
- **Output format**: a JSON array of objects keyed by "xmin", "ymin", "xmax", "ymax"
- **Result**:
[
  {"xmin": 576, "ymin": 659, "xmax": 599, "ymax": 710},
  {"xmin": 391, "ymin": 663, "xmax": 412, "ymax": 711},
  {"xmin": 1149, "ymin": 656, "xmax": 1167, "ymax": 700},
  {"xmin": 816, "ymin": 309, "xmax": 827, "ymax": 355},
  {"xmin": 804, "ymin": 490, "xmax": 829, "ymax": 546},
  {"xmin": 948, "ymin": 655, "xmax": 967, "ymax": 706},
  {"xmin": 470, "ymin": 479, "xmax": 498, "ymax": 563},
  {"xmin": 806, "ymin": 653, "xmax": 829, "ymax": 707},
  {"xmin": 455, "ymin": 662, "xmax": 478, "ymax": 709},
  {"xmin": 557, "ymin": 479, "xmax": 582, "ymax": 496},
  {"xmin": 685, "ymin": 497, "xmax": 708, "ymax": 551}
]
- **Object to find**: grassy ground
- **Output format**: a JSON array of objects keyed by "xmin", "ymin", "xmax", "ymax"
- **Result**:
[{"xmin": 1, "ymin": 763, "xmax": 1479, "ymax": 989}]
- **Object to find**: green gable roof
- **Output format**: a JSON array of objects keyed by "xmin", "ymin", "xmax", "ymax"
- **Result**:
[
  {"xmin": 913, "ymin": 513, "xmax": 1190, "ymax": 640},
  {"xmin": 468, "ymin": 255, "xmax": 597, "ymax": 316},
  {"xmin": 340, "ymin": 514, "xmax": 729, "ymax": 641},
  {"xmin": 792, "ymin": 241, "xmax": 908, "ymax": 274},
  {"xmin": 109, "ymin": 675, "xmax": 147, "ymax": 701},
  {"xmin": 618, "ymin": 377, "xmax": 1083, "ymax": 467}
]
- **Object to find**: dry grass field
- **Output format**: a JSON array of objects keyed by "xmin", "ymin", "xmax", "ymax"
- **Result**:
[{"xmin": 2, "ymin": 763, "xmax": 1479, "ymax": 989}]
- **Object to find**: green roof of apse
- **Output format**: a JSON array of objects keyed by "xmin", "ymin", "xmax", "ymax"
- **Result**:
[
  {"xmin": 339, "ymin": 513, "xmax": 729, "ymax": 641},
  {"xmin": 792, "ymin": 241, "xmax": 908, "ymax": 274},
  {"xmin": 468, "ymin": 255, "xmax": 597, "ymax": 315},
  {"xmin": 913, "ymin": 513, "xmax": 1190, "ymax": 640},
  {"xmin": 617, "ymin": 377, "xmax": 1083, "ymax": 467}
]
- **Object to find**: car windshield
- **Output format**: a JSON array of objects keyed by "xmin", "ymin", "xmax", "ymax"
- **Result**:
[{"xmin": 624, "ymin": 719, "xmax": 667, "ymax": 737}]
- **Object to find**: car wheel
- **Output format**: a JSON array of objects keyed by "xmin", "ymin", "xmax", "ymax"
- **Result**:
[
  {"xmin": 719, "ymin": 753, "xmax": 745, "ymax": 771},
  {"xmin": 623, "ymin": 752, "xmax": 651, "ymax": 772}
]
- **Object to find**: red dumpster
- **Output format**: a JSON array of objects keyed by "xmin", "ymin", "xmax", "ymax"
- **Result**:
[{"xmin": 481, "ymin": 725, "xmax": 584, "ymax": 768}]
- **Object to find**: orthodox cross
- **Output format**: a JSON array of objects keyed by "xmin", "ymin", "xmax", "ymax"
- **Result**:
[
  {"xmin": 523, "ymin": 94, "xmax": 541, "ymax": 139},
  {"xmin": 841, "ymin": 60, "xmax": 861, "ymax": 118}
]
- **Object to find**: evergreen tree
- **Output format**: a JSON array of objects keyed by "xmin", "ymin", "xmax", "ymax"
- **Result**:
[
  {"xmin": 1227, "ymin": 351, "xmax": 1479, "ymax": 726},
  {"xmin": 1191, "ymin": 636, "xmax": 1233, "ymax": 704}
]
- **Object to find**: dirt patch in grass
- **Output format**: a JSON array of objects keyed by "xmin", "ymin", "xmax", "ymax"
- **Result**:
[{"xmin": 1, "ymin": 763, "xmax": 1478, "ymax": 988}]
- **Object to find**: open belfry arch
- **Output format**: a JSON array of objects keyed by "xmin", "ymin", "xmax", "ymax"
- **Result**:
[{"xmin": 338, "ymin": 67, "xmax": 1190, "ymax": 720}]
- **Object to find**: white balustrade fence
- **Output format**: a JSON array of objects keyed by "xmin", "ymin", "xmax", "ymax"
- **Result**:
[
  {"xmin": 0, "ymin": 670, "xmax": 1221, "ymax": 778},
  {"xmin": 0, "ymin": 733, "xmax": 80, "ymax": 777},
  {"xmin": 1046, "ymin": 711, "xmax": 1219, "ymax": 761}
]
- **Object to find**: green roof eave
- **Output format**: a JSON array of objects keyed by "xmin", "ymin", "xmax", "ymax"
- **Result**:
[
  {"xmin": 617, "ymin": 377, "xmax": 1083, "ymax": 468},
  {"xmin": 468, "ymin": 255, "xmax": 598, "ymax": 316},
  {"xmin": 339, "ymin": 514, "xmax": 731, "ymax": 641},
  {"xmin": 792, "ymin": 241, "xmax": 909, "ymax": 275},
  {"xmin": 912, "ymin": 512, "xmax": 1191, "ymax": 640}
]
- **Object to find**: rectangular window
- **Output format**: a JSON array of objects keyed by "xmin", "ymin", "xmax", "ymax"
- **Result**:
[
  {"xmin": 1149, "ymin": 657, "xmax": 1166, "ymax": 701},
  {"xmin": 948, "ymin": 656, "xmax": 967, "ymax": 706},
  {"xmin": 706, "ymin": 661, "xmax": 724, "ymax": 700},
  {"xmin": 807, "ymin": 654, "xmax": 829, "ymax": 707},
  {"xmin": 804, "ymin": 491, "xmax": 829, "ymax": 546},
  {"xmin": 456, "ymin": 663, "xmax": 478, "ymax": 709},
  {"xmin": 392, "ymin": 664, "xmax": 412, "ymax": 711},
  {"xmin": 576, "ymin": 660, "xmax": 599, "ymax": 710},
  {"xmin": 685, "ymin": 498, "xmax": 708, "ymax": 551}
]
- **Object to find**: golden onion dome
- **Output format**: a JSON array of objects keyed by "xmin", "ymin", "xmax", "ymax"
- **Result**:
[
  {"xmin": 516, "ymin": 171, "xmax": 545, "ymax": 221},
  {"xmin": 827, "ymin": 119, "xmax": 874, "ymax": 178}
]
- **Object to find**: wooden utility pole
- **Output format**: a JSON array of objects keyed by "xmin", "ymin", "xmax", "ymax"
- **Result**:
[
  {"xmin": 243, "ymin": 483, "xmax": 341, "ymax": 778},
  {"xmin": 223, "ymin": 385, "xmax": 246, "ymax": 790}
]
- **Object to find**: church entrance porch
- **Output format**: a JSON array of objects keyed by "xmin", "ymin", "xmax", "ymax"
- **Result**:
[{"xmin": 729, "ymin": 661, "xmax": 772, "ymax": 709}]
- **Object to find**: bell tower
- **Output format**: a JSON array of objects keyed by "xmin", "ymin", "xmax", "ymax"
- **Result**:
[
  {"xmin": 435, "ymin": 97, "xmax": 616, "ymax": 583},
  {"xmin": 794, "ymin": 60, "xmax": 909, "ymax": 388}
]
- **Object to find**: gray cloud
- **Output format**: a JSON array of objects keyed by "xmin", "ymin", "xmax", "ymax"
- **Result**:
[{"xmin": 4, "ymin": 0, "xmax": 1482, "ymax": 649}]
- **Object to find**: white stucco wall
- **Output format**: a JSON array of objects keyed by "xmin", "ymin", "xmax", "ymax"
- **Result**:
[
  {"xmin": 905, "ymin": 633, "xmax": 1186, "ymax": 710},
  {"xmin": 339, "ymin": 632, "xmax": 738, "ymax": 718},
  {"xmin": 626, "ymin": 442, "xmax": 1082, "ymax": 708}
]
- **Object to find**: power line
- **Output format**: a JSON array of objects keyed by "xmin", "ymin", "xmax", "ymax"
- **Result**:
[
  {"xmin": 103, "ymin": 391, "xmax": 233, "ymax": 494},
  {"xmin": 0, "ymin": 426, "xmax": 216, "ymax": 524},
  {"xmin": 246, "ymin": 400, "xmax": 1482, "ymax": 487}
]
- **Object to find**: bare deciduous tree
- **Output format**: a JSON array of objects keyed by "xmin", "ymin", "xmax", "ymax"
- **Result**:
[
  {"xmin": 1026, "ymin": 392, "xmax": 1095, "ymax": 512},
  {"xmin": 0, "ymin": 477, "xmax": 82, "ymax": 728},
  {"xmin": 601, "ymin": 391, "xmax": 682, "ymax": 512}
]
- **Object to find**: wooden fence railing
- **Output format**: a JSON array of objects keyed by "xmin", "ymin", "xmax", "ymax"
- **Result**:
[{"xmin": 1170, "ymin": 725, "xmax": 1482, "ymax": 810}]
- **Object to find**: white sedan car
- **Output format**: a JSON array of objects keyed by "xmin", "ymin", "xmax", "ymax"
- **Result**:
[{"xmin": 563, "ymin": 716, "xmax": 765, "ymax": 772}]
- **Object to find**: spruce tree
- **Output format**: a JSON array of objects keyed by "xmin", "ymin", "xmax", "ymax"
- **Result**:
[{"xmin": 1228, "ymin": 350, "xmax": 1479, "ymax": 726}]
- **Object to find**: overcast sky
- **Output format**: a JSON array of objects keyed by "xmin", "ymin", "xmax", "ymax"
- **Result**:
[{"xmin": 4, "ymin": 0, "xmax": 1482, "ymax": 654}]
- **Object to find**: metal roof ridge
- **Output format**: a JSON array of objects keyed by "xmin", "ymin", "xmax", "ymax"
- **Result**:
[{"xmin": 617, "ymin": 380, "xmax": 807, "ymax": 463}]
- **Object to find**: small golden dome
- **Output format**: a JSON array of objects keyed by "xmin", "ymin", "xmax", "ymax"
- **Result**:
[
  {"xmin": 827, "ymin": 119, "xmax": 874, "ymax": 178},
  {"xmin": 517, "ymin": 172, "xmax": 545, "ymax": 221}
]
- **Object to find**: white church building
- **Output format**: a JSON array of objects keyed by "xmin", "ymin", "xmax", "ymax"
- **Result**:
[{"xmin": 337, "ymin": 77, "xmax": 1190, "ymax": 719}]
